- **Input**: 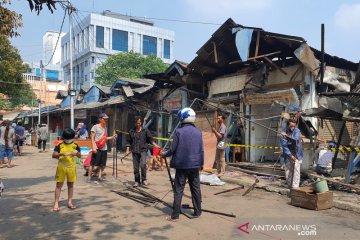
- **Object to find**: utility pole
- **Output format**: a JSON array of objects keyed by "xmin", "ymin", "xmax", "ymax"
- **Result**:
[
  {"xmin": 31, "ymin": 75, "xmax": 34, "ymax": 128},
  {"xmin": 38, "ymin": 60, "xmax": 44, "ymax": 126},
  {"xmin": 68, "ymin": 0, "xmax": 75, "ymax": 129}
]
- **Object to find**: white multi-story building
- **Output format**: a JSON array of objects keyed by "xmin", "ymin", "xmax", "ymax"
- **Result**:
[
  {"xmin": 61, "ymin": 11, "xmax": 175, "ymax": 89},
  {"xmin": 43, "ymin": 31, "xmax": 66, "ymax": 65}
]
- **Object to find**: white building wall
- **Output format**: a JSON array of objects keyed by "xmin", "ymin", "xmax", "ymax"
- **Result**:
[
  {"xmin": 43, "ymin": 31, "xmax": 66, "ymax": 65},
  {"xmin": 61, "ymin": 13, "xmax": 175, "ymax": 89}
]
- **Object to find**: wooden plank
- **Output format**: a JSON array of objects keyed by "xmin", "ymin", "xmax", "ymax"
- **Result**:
[{"xmin": 264, "ymin": 56, "xmax": 287, "ymax": 75}]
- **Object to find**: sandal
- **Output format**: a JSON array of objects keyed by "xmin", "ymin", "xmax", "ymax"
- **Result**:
[
  {"xmin": 68, "ymin": 205, "xmax": 77, "ymax": 209},
  {"xmin": 52, "ymin": 207, "xmax": 60, "ymax": 212},
  {"xmin": 165, "ymin": 216, "xmax": 179, "ymax": 222}
]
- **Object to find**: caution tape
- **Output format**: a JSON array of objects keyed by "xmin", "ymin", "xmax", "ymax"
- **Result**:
[
  {"xmin": 116, "ymin": 129, "xmax": 359, "ymax": 152},
  {"xmin": 228, "ymin": 144, "xmax": 360, "ymax": 152},
  {"xmin": 116, "ymin": 129, "xmax": 171, "ymax": 141}
]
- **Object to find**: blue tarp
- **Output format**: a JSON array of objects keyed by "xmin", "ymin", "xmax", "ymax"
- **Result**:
[{"xmin": 232, "ymin": 27, "xmax": 254, "ymax": 62}]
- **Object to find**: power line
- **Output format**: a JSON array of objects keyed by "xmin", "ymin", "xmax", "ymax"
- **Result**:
[
  {"xmin": 76, "ymin": 9, "xmax": 222, "ymax": 26},
  {"xmin": 45, "ymin": 8, "xmax": 67, "ymax": 66},
  {"xmin": 0, "ymin": 80, "xmax": 32, "ymax": 85}
]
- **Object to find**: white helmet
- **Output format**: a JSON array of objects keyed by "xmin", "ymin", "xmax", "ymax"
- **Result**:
[{"xmin": 178, "ymin": 107, "xmax": 196, "ymax": 123}]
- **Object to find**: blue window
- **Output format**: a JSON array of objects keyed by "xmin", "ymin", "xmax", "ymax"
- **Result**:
[
  {"xmin": 96, "ymin": 26, "xmax": 104, "ymax": 48},
  {"xmin": 164, "ymin": 39, "xmax": 170, "ymax": 59},
  {"xmin": 112, "ymin": 29, "xmax": 128, "ymax": 52},
  {"xmin": 143, "ymin": 35, "xmax": 157, "ymax": 56}
]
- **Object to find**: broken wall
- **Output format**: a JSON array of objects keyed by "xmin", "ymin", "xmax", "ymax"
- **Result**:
[{"xmin": 207, "ymin": 73, "xmax": 247, "ymax": 97}]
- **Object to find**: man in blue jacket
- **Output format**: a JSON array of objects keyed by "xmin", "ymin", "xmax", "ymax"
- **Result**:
[
  {"xmin": 161, "ymin": 107, "xmax": 204, "ymax": 222},
  {"xmin": 279, "ymin": 119, "xmax": 303, "ymax": 189}
]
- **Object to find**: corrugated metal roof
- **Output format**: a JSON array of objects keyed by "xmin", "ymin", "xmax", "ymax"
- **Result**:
[
  {"xmin": 55, "ymin": 90, "xmax": 68, "ymax": 99},
  {"xmin": 95, "ymin": 84, "xmax": 111, "ymax": 95}
]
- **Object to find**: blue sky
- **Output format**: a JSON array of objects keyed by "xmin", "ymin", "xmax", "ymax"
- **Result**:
[{"xmin": 8, "ymin": 0, "xmax": 360, "ymax": 64}]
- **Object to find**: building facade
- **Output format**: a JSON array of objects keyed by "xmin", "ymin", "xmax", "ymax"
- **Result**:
[
  {"xmin": 61, "ymin": 11, "xmax": 175, "ymax": 90},
  {"xmin": 43, "ymin": 31, "xmax": 66, "ymax": 65},
  {"xmin": 23, "ymin": 65, "xmax": 68, "ymax": 107}
]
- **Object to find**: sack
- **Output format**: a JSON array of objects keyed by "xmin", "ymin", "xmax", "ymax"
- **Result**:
[
  {"xmin": 95, "ymin": 132, "xmax": 107, "ymax": 149},
  {"xmin": 216, "ymin": 141, "xmax": 226, "ymax": 150}
]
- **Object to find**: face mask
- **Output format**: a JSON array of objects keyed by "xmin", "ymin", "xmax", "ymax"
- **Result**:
[
  {"xmin": 288, "ymin": 127, "xmax": 295, "ymax": 132},
  {"xmin": 64, "ymin": 139, "xmax": 73, "ymax": 144}
]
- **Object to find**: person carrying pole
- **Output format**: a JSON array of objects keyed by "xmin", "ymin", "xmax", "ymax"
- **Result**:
[
  {"xmin": 160, "ymin": 107, "xmax": 204, "ymax": 222},
  {"xmin": 279, "ymin": 119, "xmax": 303, "ymax": 189},
  {"xmin": 126, "ymin": 116, "xmax": 160, "ymax": 187},
  {"xmin": 212, "ymin": 113, "xmax": 227, "ymax": 176}
]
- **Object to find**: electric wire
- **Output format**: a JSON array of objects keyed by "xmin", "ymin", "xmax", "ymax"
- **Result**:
[
  {"xmin": 44, "ymin": 7, "xmax": 67, "ymax": 66},
  {"xmin": 76, "ymin": 9, "xmax": 222, "ymax": 26}
]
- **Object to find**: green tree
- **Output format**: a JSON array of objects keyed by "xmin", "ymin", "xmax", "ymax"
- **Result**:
[
  {"xmin": 0, "ymin": 0, "xmax": 23, "ymax": 37},
  {"xmin": 0, "ymin": 34, "xmax": 34, "ymax": 109},
  {"xmin": 0, "ymin": 0, "xmax": 57, "ymax": 38},
  {"xmin": 95, "ymin": 51, "xmax": 168, "ymax": 86}
]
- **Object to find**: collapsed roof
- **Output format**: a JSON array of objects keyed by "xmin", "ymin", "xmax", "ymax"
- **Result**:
[{"xmin": 189, "ymin": 18, "xmax": 357, "ymax": 81}]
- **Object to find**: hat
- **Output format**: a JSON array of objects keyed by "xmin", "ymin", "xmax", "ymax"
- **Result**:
[{"xmin": 99, "ymin": 113, "xmax": 109, "ymax": 119}]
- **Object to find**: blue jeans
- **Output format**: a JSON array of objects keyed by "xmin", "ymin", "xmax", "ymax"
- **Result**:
[{"xmin": 0, "ymin": 145, "xmax": 14, "ymax": 160}]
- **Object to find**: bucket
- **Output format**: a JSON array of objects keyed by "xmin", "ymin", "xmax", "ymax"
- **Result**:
[
  {"xmin": 80, "ymin": 147, "xmax": 91, "ymax": 157},
  {"xmin": 312, "ymin": 180, "xmax": 329, "ymax": 193},
  {"xmin": 153, "ymin": 147, "xmax": 161, "ymax": 157}
]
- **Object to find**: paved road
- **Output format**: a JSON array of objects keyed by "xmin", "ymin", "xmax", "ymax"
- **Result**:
[{"xmin": 0, "ymin": 146, "xmax": 359, "ymax": 240}]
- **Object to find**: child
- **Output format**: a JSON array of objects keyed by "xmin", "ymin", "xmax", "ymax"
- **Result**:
[
  {"xmin": 147, "ymin": 147, "xmax": 164, "ymax": 171},
  {"xmin": 52, "ymin": 128, "xmax": 81, "ymax": 212}
]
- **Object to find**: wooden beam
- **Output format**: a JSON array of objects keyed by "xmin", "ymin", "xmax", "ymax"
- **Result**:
[
  {"xmin": 255, "ymin": 31, "xmax": 260, "ymax": 57},
  {"xmin": 230, "ymin": 51, "xmax": 282, "ymax": 65},
  {"xmin": 212, "ymin": 41, "xmax": 218, "ymax": 64},
  {"xmin": 263, "ymin": 56, "xmax": 287, "ymax": 75},
  {"xmin": 289, "ymin": 65, "xmax": 304, "ymax": 83},
  {"xmin": 247, "ymin": 51, "xmax": 281, "ymax": 61}
]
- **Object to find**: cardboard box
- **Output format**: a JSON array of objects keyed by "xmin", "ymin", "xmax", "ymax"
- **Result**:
[{"xmin": 290, "ymin": 186, "xmax": 333, "ymax": 210}]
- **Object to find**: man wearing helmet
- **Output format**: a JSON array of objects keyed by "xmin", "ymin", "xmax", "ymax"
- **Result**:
[{"xmin": 160, "ymin": 107, "xmax": 204, "ymax": 222}]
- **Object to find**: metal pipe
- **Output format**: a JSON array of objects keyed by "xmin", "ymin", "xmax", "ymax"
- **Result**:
[
  {"xmin": 68, "ymin": 0, "xmax": 75, "ymax": 129},
  {"xmin": 127, "ymin": 187, "xmax": 194, "ymax": 219},
  {"xmin": 182, "ymin": 204, "xmax": 236, "ymax": 218},
  {"xmin": 120, "ymin": 192, "xmax": 157, "ymax": 203},
  {"xmin": 214, "ymin": 185, "xmax": 244, "ymax": 195},
  {"xmin": 320, "ymin": 23, "xmax": 325, "ymax": 84},
  {"xmin": 112, "ymin": 190, "xmax": 150, "ymax": 207}
]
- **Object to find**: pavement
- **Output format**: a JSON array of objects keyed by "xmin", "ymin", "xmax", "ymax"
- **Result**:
[{"xmin": 0, "ymin": 145, "xmax": 359, "ymax": 240}]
